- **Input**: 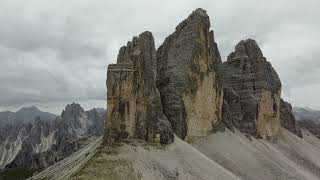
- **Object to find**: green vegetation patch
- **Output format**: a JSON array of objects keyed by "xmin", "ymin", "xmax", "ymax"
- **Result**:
[
  {"xmin": 71, "ymin": 146, "xmax": 141, "ymax": 180},
  {"xmin": 0, "ymin": 168, "xmax": 36, "ymax": 180}
]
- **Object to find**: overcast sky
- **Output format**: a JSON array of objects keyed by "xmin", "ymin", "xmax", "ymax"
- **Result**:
[{"xmin": 0, "ymin": 0, "xmax": 319, "ymax": 114}]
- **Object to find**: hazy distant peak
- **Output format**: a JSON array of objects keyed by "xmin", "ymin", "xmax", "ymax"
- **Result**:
[{"xmin": 17, "ymin": 105, "xmax": 40, "ymax": 112}]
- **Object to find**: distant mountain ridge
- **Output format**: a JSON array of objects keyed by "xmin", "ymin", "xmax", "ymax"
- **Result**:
[
  {"xmin": 293, "ymin": 107, "xmax": 320, "ymax": 123},
  {"xmin": 0, "ymin": 106, "xmax": 57, "ymax": 128},
  {"xmin": 0, "ymin": 103, "xmax": 105, "ymax": 172},
  {"xmin": 293, "ymin": 107, "xmax": 320, "ymax": 138}
]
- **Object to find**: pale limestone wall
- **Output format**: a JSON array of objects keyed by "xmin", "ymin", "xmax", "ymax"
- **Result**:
[
  {"xmin": 257, "ymin": 89, "xmax": 281, "ymax": 138},
  {"xmin": 106, "ymin": 65, "xmax": 137, "ymax": 138},
  {"xmin": 180, "ymin": 23, "xmax": 223, "ymax": 142},
  {"xmin": 183, "ymin": 71, "xmax": 223, "ymax": 142}
]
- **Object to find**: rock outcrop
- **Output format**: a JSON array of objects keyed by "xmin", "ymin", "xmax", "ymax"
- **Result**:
[
  {"xmin": 219, "ymin": 39, "xmax": 282, "ymax": 139},
  {"xmin": 105, "ymin": 32, "xmax": 173, "ymax": 145},
  {"xmin": 280, "ymin": 99, "xmax": 302, "ymax": 137},
  {"xmin": 156, "ymin": 8, "xmax": 223, "ymax": 141}
]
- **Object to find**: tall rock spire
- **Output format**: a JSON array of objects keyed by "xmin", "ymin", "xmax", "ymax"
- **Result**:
[
  {"xmin": 105, "ymin": 31, "xmax": 173, "ymax": 145},
  {"xmin": 156, "ymin": 8, "xmax": 223, "ymax": 141},
  {"xmin": 219, "ymin": 39, "xmax": 282, "ymax": 139}
]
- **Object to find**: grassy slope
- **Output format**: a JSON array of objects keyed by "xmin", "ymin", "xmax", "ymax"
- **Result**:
[{"xmin": 0, "ymin": 168, "xmax": 36, "ymax": 180}]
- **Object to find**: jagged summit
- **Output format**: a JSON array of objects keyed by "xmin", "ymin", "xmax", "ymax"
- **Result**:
[
  {"xmin": 63, "ymin": 103, "xmax": 84, "ymax": 114},
  {"xmin": 193, "ymin": 8, "xmax": 208, "ymax": 16},
  {"xmin": 182, "ymin": 8, "xmax": 210, "ymax": 27},
  {"xmin": 65, "ymin": 102, "xmax": 84, "ymax": 110},
  {"xmin": 175, "ymin": 8, "xmax": 210, "ymax": 30},
  {"xmin": 117, "ymin": 31, "xmax": 155, "ymax": 65},
  {"xmin": 0, "ymin": 105, "xmax": 57, "ymax": 128},
  {"xmin": 174, "ymin": 8, "xmax": 212, "ymax": 41},
  {"xmin": 224, "ymin": 39, "xmax": 282, "ymax": 92},
  {"xmin": 228, "ymin": 38, "xmax": 263, "ymax": 60},
  {"xmin": 18, "ymin": 106, "xmax": 40, "ymax": 112},
  {"xmin": 219, "ymin": 39, "xmax": 282, "ymax": 138},
  {"xmin": 188, "ymin": 8, "xmax": 210, "ymax": 21}
]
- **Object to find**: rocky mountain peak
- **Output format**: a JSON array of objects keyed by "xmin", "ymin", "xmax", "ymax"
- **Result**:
[
  {"xmin": 185, "ymin": 8, "xmax": 210, "ymax": 26},
  {"xmin": 219, "ymin": 39, "xmax": 282, "ymax": 138},
  {"xmin": 193, "ymin": 8, "xmax": 208, "ymax": 16},
  {"xmin": 0, "ymin": 106, "xmax": 56, "ymax": 128},
  {"xmin": 0, "ymin": 103, "xmax": 104, "ymax": 171},
  {"xmin": 155, "ymin": 9, "xmax": 223, "ymax": 141},
  {"xmin": 174, "ymin": 8, "xmax": 211, "ymax": 39},
  {"xmin": 17, "ymin": 106, "xmax": 40, "ymax": 113},
  {"xmin": 117, "ymin": 31, "xmax": 155, "ymax": 65},
  {"xmin": 228, "ymin": 39, "xmax": 263, "ymax": 60},
  {"xmin": 62, "ymin": 103, "xmax": 85, "ymax": 117}
]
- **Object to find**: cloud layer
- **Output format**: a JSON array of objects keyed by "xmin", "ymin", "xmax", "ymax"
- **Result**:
[{"xmin": 0, "ymin": 0, "xmax": 319, "ymax": 113}]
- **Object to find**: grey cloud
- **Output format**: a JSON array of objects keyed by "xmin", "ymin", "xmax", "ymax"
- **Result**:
[{"xmin": 0, "ymin": 0, "xmax": 319, "ymax": 113}]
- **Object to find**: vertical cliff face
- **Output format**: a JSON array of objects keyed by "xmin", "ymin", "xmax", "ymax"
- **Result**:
[
  {"xmin": 105, "ymin": 32, "xmax": 173, "ymax": 144},
  {"xmin": 280, "ymin": 99, "xmax": 302, "ymax": 137},
  {"xmin": 156, "ymin": 8, "xmax": 223, "ymax": 141},
  {"xmin": 219, "ymin": 39, "xmax": 282, "ymax": 139}
]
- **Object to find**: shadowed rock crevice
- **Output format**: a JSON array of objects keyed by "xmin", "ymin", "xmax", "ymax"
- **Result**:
[{"xmin": 280, "ymin": 99, "xmax": 302, "ymax": 138}]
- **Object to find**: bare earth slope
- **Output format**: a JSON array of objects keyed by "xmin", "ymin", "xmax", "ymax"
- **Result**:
[
  {"xmin": 193, "ymin": 129, "xmax": 320, "ymax": 180},
  {"xmin": 29, "ymin": 135, "xmax": 238, "ymax": 180},
  {"xmin": 29, "ymin": 129, "xmax": 320, "ymax": 180},
  {"xmin": 71, "ymin": 135, "xmax": 238, "ymax": 180}
]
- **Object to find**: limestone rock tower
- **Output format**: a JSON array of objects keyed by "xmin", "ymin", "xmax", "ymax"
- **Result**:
[
  {"xmin": 219, "ymin": 39, "xmax": 282, "ymax": 138},
  {"xmin": 105, "ymin": 32, "xmax": 173, "ymax": 144},
  {"xmin": 156, "ymin": 8, "xmax": 223, "ymax": 141}
]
